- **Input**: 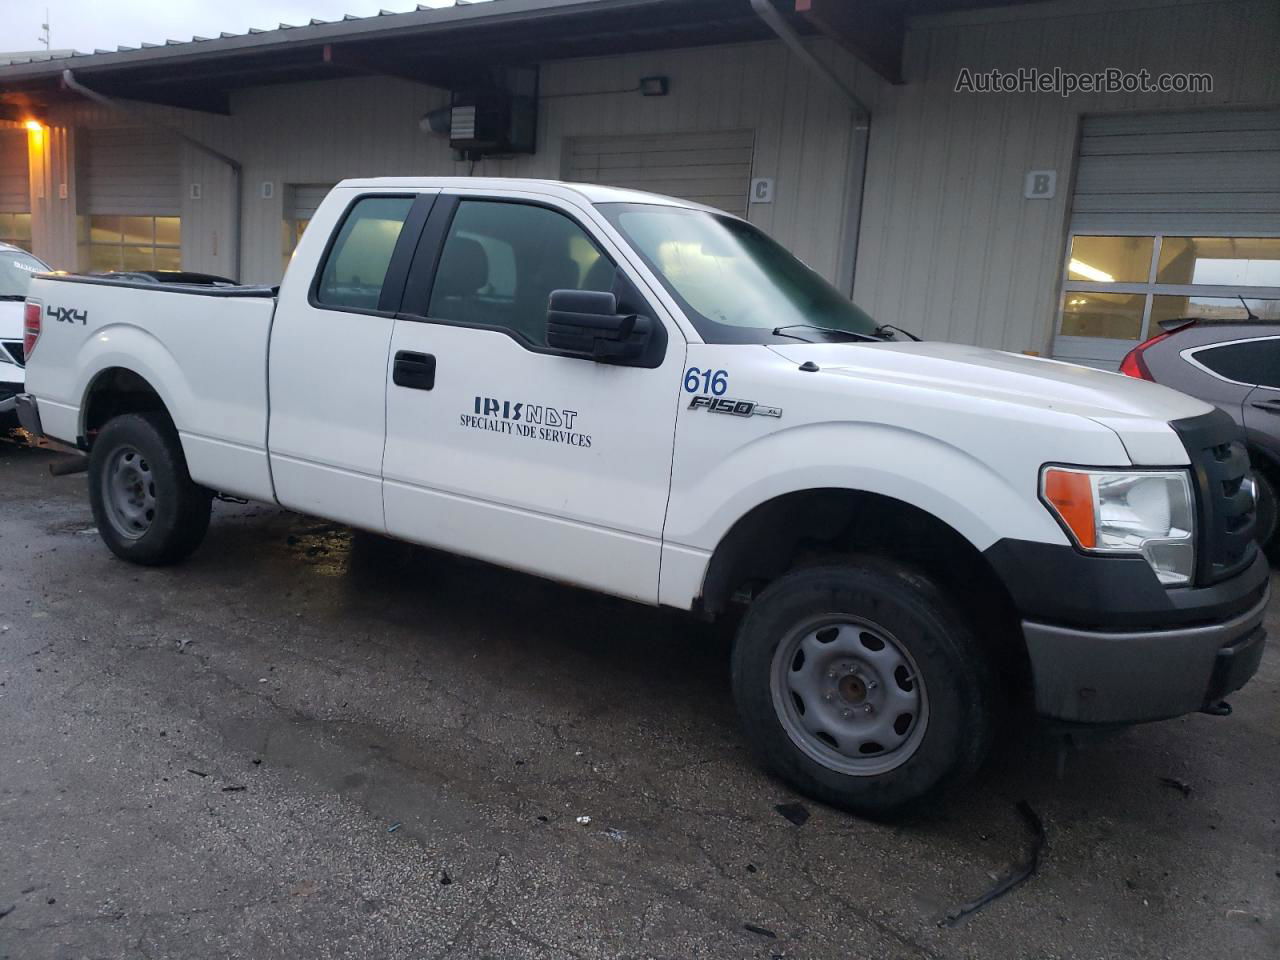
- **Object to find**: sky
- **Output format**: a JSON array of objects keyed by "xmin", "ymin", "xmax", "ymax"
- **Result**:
[{"xmin": 5, "ymin": 0, "xmax": 493, "ymax": 55}]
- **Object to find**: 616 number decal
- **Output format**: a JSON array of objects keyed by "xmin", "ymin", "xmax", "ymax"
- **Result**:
[{"xmin": 684, "ymin": 367, "xmax": 728, "ymax": 396}]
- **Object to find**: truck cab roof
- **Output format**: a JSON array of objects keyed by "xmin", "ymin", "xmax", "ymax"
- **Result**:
[{"xmin": 333, "ymin": 176, "xmax": 712, "ymax": 211}]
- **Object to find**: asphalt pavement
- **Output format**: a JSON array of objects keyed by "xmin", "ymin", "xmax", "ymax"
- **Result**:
[{"xmin": 1, "ymin": 435, "xmax": 1276, "ymax": 959}]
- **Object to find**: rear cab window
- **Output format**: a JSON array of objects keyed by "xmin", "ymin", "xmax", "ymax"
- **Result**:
[{"xmin": 314, "ymin": 196, "xmax": 416, "ymax": 311}]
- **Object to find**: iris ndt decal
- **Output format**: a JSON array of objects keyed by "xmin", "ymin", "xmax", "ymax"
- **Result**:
[
  {"xmin": 688, "ymin": 395, "xmax": 782, "ymax": 419},
  {"xmin": 461, "ymin": 396, "xmax": 592, "ymax": 448}
]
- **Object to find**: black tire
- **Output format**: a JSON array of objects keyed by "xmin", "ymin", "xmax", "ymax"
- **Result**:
[
  {"xmin": 1254, "ymin": 467, "xmax": 1278, "ymax": 564},
  {"xmin": 88, "ymin": 412, "xmax": 212, "ymax": 565},
  {"xmin": 731, "ymin": 559, "xmax": 995, "ymax": 818}
]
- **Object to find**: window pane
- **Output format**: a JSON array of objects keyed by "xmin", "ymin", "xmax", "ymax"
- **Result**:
[
  {"xmin": 154, "ymin": 217, "xmax": 181, "ymax": 246},
  {"xmin": 90, "ymin": 215, "xmax": 122, "ymax": 245},
  {"xmin": 1151, "ymin": 295, "xmax": 1280, "ymax": 326},
  {"xmin": 0, "ymin": 213, "xmax": 11, "ymax": 237},
  {"xmin": 1067, "ymin": 236, "xmax": 1154, "ymax": 283},
  {"xmin": 316, "ymin": 196, "xmax": 414, "ymax": 310},
  {"xmin": 1059, "ymin": 291, "xmax": 1146, "ymax": 339},
  {"xmin": 427, "ymin": 200, "xmax": 616, "ymax": 347},
  {"xmin": 120, "ymin": 216, "xmax": 154, "ymax": 246},
  {"xmin": 11, "ymin": 213, "xmax": 31, "ymax": 242},
  {"xmin": 1193, "ymin": 340, "xmax": 1280, "ymax": 388},
  {"xmin": 89, "ymin": 244, "xmax": 121, "ymax": 272},
  {"xmin": 121, "ymin": 246, "xmax": 154, "ymax": 271},
  {"xmin": 153, "ymin": 246, "xmax": 182, "ymax": 271},
  {"xmin": 1157, "ymin": 237, "xmax": 1280, "ymax": 287}
]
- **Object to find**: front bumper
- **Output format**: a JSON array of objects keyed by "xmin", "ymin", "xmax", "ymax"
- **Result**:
[{"xmin": 1023, "ymin": 577, "xmax": 1269, "ymax": 724}]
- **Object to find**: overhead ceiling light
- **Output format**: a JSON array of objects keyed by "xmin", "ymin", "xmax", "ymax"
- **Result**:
[
  {"xmin": 24, "ymin": 119, "xmax": 43, "ymax": 132},
  {"xmin": 1069, "ymin": 258, "xmax": 1115, "ymax": 283}
]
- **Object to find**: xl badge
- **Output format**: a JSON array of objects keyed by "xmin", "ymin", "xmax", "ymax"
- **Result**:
[{"xmin": 689, "ymin": 395, "xmax": 782, "ymax": 419}]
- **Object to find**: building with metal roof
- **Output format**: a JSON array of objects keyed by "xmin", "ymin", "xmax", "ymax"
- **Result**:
[{"xmin": 1, "ymin": 0, "xmax": 1277, "ymax": 364}]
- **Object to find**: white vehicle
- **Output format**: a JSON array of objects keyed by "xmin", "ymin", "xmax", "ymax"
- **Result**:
[
  {"xmin": 0, "ymin": 243, "xmax": 50, "ymax": 424},
  {"xmin": 17, "ymin": 179, "xmax": 1271, "ymax": 815}
]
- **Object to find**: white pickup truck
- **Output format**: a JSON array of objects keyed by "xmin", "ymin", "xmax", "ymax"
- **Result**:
[{"xmin": 17, "ymin": 178, "xmax": 1270, "ymax": 815}]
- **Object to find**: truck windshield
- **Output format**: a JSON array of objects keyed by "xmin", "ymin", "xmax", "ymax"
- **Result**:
[
  {"xmin": 597, "ymin": 202, "xmax": 880, "ymax": 344},
  {"xmin": 0, "ymin": 250, "xmax": 47, "ymax": 300}
]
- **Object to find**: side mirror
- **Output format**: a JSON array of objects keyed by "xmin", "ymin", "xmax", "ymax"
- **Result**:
[{"xmin": 546, "ymin": 289, "xmax": 653, "ymax": 364}]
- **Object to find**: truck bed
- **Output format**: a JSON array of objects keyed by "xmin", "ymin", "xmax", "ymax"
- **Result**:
[{"xmin": 25, "ymin": 273, "xmax": 279, "ymax": 502}]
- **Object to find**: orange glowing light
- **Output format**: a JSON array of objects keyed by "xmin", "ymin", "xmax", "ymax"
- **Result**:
[{"xmin": 24, "ymin": 120, "xmax": 43, "ymax": 132}]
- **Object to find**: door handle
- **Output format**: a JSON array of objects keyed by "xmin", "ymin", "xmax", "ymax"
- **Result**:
[
  {"xmin": 393, "ymin": 351, "xmax": 436, "ymax": 390},
  {"xmin": 1250, "ymin": 397, "xmax": 1280, "ymax": 413}
]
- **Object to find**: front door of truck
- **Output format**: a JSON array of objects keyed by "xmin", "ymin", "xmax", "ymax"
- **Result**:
[
  {"xmin": 268, "ymin": 189, "xmax": 435, "ymax": 531},
  {"xmin": 381, "ymin": 193, "xmax": 686, "ymax": 602}
]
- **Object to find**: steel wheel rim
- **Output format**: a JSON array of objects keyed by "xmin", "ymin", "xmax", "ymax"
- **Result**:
[
  {"xmin": 770, "ymin": 614, "xmax": 929, "ymax": 776},
  {"xmin": 102, "ymin": 445, "xmax": 157, "ymax": 541}
]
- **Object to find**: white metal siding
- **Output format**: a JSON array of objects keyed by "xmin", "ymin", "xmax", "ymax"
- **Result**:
[
  {"xmin": 0, "ymin": 128, "xmax": 29, "ymax": 212},
  {"xmin": 84, "ymin": 126, "xmax": 182, "ymax": 216},
  {"xmin": 1071, "ymin": 109, "xmax": 1280, "ymax": 234},
  {"xmin": 564, "ymin": 130, "xmax": 755, "ymax": 217},
  {"xmin": 854, "ymin": 0, "xmax": 1280, "ymax": 354}
]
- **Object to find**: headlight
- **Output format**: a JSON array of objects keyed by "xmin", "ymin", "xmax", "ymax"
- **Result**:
[{"xmin": 1041, "ymin": 466, "xmax": 1196, "ymax": 586}]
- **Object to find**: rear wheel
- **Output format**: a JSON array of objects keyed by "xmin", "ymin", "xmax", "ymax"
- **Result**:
[
  {"xmin": 88, "ymin": 412, "xmax": 211, "ymax": 565},
  {"xmin": 731, "ymin": 559, "xmax": 995, "ymax": 818}
]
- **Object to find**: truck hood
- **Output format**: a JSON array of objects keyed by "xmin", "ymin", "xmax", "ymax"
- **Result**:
[
  {"xmin": 0, "ymin": 300, "xmax": 20, "ymax": 341},
  {"xmin": 767, "ymin": 340, "xmax": 1211, "ymax": 465}
]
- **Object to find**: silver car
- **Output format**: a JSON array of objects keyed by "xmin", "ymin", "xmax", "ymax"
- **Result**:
[{"xmin": 1121, "ymin": 319, "xmax": 1279, "ymax": 558}]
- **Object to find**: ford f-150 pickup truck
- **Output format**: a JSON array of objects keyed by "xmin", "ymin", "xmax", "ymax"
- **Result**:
[{"xmin": 16, "ymin": 178, "xmax": 1271, "ymax": 816}]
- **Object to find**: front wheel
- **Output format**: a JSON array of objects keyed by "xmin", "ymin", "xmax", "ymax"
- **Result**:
[
  {"xmin": 731, "ymin": 560, "xmax": 995, "ymax": 818},
  {"xmin": 88, "ymin": 412, "xmax": 212, "ymax": 565}
]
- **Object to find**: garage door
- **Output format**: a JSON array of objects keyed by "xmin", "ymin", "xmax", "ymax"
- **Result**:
[
  {"xmin": 0, "ymin": 129, "xmax": 30, "ymax": 213},
  {"xmin": 81, "ymin": 127, "xmax": 184, "ymax": 272},
  {"xmin": 1054, "ymin": 109, "xmax": 1280, "ymax": 368},
  {"xmin": 83, "ymin": 126, "xmax": 181, "ymax": 216},
  {"xmin": 0, "ymin": 128, "xmax": 31, "ymax": 250},
  {"xmin": 564, "ymin": 130, "xmax": 754, "ymax": 217}
]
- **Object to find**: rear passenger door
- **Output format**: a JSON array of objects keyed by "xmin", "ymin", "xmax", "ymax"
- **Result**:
[
  {"xmin": 268, "ymin": 189, "xmax": 435, "ymax": 530},
  {"xmin": 381, "ymin": 192, "xmax": 686, "ymax": 602}
]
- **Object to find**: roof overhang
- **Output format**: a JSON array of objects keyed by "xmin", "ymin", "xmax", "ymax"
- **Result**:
[{"xmin": 0, "ymin": 0, "xmax": 1057, "ymax": 115}]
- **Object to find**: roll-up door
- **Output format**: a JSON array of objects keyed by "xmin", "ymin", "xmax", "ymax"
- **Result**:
[
  {"xmin": 1054, "ymin": 109, "xmax": 1280, "ymax": 368},
  {"xmin": 0, "ymin": 129, "xmax": 30, "ymax": 213},
  {"xmin": 564, "ymin": 130, "xmax": 754, "ymax": 217},
  {"xmin": 84, "ymin": 126, "xmax": 181, "ymax": 216},
  {"xmin": 1071, "ymin": 109, "xmax": 1280, "ymax": 235}
]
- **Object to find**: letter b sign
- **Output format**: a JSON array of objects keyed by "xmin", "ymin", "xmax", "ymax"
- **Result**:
[{"xmin": 1024, "ymin": 170, "xmax": 1057, "ymax": 199}]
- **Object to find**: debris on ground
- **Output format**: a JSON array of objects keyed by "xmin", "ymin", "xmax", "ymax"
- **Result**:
[
  {"xmin": 387, "ymin": 822, "xmax": 402, "ymax": 833},
  {"xmin": 746, "ymin": 863, "xmax": 758, "ymax": 873},
  {"xmin": 186, "ymin": 769, "xmax": 208, "ymax": 778},
  {"xmin": 775, "ymin": 802, "xmax": 809, "ymax": 826},
  {"xmin": 0, "ymin": 904, "xmax": 14, "ymax": 920},
  {"xmin": 576, "ymin": 815, "xmax": 592, "ymax": 825},
  {"xmin": 603, "ymin": 827, "xmax": 628, "ymax": 842},
  {"xmin": 222, "ymin": 785, "xmax": 246, "ymax": 792},
  {"xmin": 176, "ymin": 638, "xmax": 194, "ymax": 653},
  {"xmin": 940, "ymin": 800, "xmax": 1045, "ymax": 928},
  {"xmin": 440, "ymin": 870, "xmax": 452, "ymax": 886},
  {"xmin": 743, "ymin": 923, "xmax": 777, "ymax": 939},
  {"xmin": 1159, "ymin": 776, "xmax": 1192, "ymax": 798}
]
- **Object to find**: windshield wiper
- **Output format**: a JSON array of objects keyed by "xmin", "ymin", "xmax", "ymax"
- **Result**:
[
  {"xmin": 875, "ymin": 323, "xmax": 921, "ymax": 342},
  {"xmin": 771, "ymin": 323, "xmax": 882, "ymax": 343}
]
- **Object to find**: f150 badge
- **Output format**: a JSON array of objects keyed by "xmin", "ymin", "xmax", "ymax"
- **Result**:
[{"xmin": 688, "ymin": 395, "xmax": 782, "ymax": 419}]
